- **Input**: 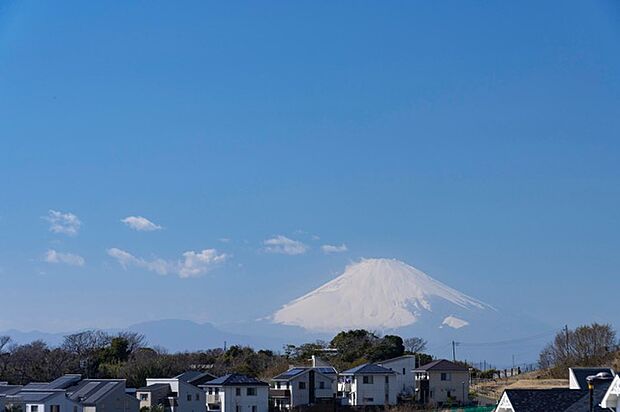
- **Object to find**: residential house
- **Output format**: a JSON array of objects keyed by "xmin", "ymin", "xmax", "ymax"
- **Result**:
[
  {"xmin": 1, "ymin": 384, "xmax": 24, "ymax": 412},
  {"xmin": 495, "ymin": 385, "xmax": 613, "ymax": 412},
  {"xmin": 4, "ymin": 390, "xmax": 79, "ymax": 412},
  {"xmin": 137, "ymin": 372, "xmax": 211, "ymax": 412},
  {"xmin": 568, "ymin": 367, "xmax": 615, "ymax": 390},
  {"xmin": 269, "ymin": 367, "xmax": 336, "ymax": 410},
  {"xmin": 601, "ymin": 373, "xmax": 620, "ymax": 410},
  {"xmin": 0, "ymin": 375, "xmax": 138, "ymax": 412},
  {"xmin": 413, "ymin": 359, "xmax": 469, "ymax": 406},
  {"xmin": 201, "ymin": 374, "xmax": 268, "ymax": 412},
  {"xmin": 338, "ymin": 363, "xmax": 397, "ymax": 406},
  {"xmin": 66, "ymin": 379, "xmax": 139, "ymax": 412},
  {"xmin": 377, "ymin": 355, "xmax": 416, "ymax": 397},
  {"xmin": 495, "ymin": 368, "xmax": 616, "ymax": 412}
]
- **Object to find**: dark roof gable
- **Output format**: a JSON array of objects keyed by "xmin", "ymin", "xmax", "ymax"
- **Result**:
[{"xmin": 415, "ymin": 359, "xmax": 469, "ymax": 372}]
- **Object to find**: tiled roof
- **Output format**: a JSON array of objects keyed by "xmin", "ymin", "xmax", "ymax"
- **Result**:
[
  {"xmin": 204, "ymin": 374, "xmax": 268, "ymax": 386},
  {"xmin": 340, "ymin": 363, "xmax": 395, "ymax": 375}
]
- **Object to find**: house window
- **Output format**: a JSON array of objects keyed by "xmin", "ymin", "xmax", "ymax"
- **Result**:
[
  {"xmin": 298, "ymin": 382, "xmax": 306, "ymax": 390},
  {"xmin": 208, "ymin": 388, "xmax": 213, "ymax": 395},
  {"xmin": 215, "ymin": 388, "xmax": 219, "ymax": 394},
  {"xmin": 363, "ymin": 398, "xmax": 374, "ymax": 403},
  {"xmin": 447, "ymin": 391, "xmax": 452, "ymax": 398},
  {"xmin": 236, "ymin": 407, "xmax": 240, "ymax": 412},
  {"xmin": 73, "ymin": 407, "xmax": 77, "ymax": 412},
  {"xmin": 247, "ymin": 387, "xmax": 257, "ymax": 396},
  {"xmin": 251, "ymin": 407, "xmax": 257, "ymax": 412},
  {"xmin": 236, "ymin": 388, "xmax": 241, "ymax": 396},
  {"xmin": 31, "ymin": 406, "xmax": 38, "ymax": 412},
  {"xmin": 362, "ymin": 376, "xmax": 373, "ymax": 384},
  {"xmin": 441, "ymin": 373, "xmax": 451, "ymax": 381},
  {"xmin": 319, "ymin": 381, "xmax": 325, "ymax": 389},
  {"xmin": 140, "ymin": 394, "xmax": 149, "ymax": 401},
  {"xmin": 51, "ymin": 406, "xmax": 60, "ymax": 412},
  {"xmin": 187, "ymin": 394, "xmax": 192, "ymax": 401},
  {"xmin": 402, "ymin": 368, "xmax": 406, "ymax": 375},
  {"xmin": 195, "ymin": 394, "xmax": 199, "ymax": 401}
]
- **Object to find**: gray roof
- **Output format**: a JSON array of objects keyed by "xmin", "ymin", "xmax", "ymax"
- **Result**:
[
  {"xmin": 176, "ymin": 371, "xmax": 217, "ymax": 386},
  {"xmin": 68, "ymin": 380, "xmax": 124, "ymax": 405},
  {"xmin": 22, "ymin": 375, "xmax": 82, "ymax": 391},
  {"xmin": 137, "ymin": 383, "xmax": 171, "ymax": 392},
  {"xmin": 7, "ymin": 391, "xmax": 65, "ymax": 403},
  {"xmin": 203, "ymin": 374, "xmax": 268, "ymax": 387},
  {"xmin": 340, "ymin": 363, "xmax": 395, "ymax": 375},
  {"xmin": 570, "ymin": 367, "xmax": 614, "ymax": 390},
  {"xmin": 414, "ymin": 359, "xmax": 469, "ymax": 372},
  {"xmin": 504, "ymin": 389, "xmax": 586, "ymax": 412},
  {"xmin": 504, "ymin": 385, "xmax": 612, "ymax": 412},
  {"xmin": 272, "ymin": 367, "xmax": 337, "ymax": 381},
  {"xmin": 0, "ymin": 386, "xmax": 22, "ymax": 396}
]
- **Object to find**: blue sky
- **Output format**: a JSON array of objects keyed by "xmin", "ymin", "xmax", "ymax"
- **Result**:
[{"xmin": 1, "ymin": 0, "xmax": 619, "ymax": 333}]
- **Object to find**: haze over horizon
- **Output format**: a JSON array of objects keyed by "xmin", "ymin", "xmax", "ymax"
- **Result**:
[{"xmin": 1, "ymin": 0, "xmax": 619, "ymax": 350}]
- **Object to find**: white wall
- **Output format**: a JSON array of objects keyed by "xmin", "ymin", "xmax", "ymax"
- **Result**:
[
  {"xmin": 378, "ymin": 356, "xmax": 415, "ymax": 396},
  {"xmin": 219, "ymin": 386, "xmax": 268, "ymax": 412},
  {"xmin": 427, "ymin": 370, "xmax": 469, "ymax": 404},
  {"xmin": 348, "ymin": 374, "xmax": 397, "ymax": 406},
  {"xmin": 145, "ymin": 379, "xmax": 205, "ymax": 412}
]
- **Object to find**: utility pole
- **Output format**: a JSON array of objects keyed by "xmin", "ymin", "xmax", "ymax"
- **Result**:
[
  {"xmin": 452, "ymin": 341, "xmax": 457, "ymax": 362},
  {"xmin": 565, "ymin": 325, "xmax": 570, "ymax": 357}
]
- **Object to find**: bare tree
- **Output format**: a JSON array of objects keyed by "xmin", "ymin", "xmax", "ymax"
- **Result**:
[
  {"xmin": 404, "ymin": 337, "xmax": 427, "ymax": 353},
  {"xmin": 539, "ymin": 323, "xmax": 618, "ymax": 377}
]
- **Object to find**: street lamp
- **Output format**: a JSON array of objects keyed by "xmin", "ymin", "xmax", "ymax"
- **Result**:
[
  {"xmin": 586, "ymin": 372, "xmax": 614, "ymax": 412},
  {"xmin": 461, "ymin": 381, "xmax": 465, "ymax": 405}
]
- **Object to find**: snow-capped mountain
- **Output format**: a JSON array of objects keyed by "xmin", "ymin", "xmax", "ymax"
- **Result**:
[{"xmin": 272, "ymin": 258, "xmax": 494, "ymax": 332}]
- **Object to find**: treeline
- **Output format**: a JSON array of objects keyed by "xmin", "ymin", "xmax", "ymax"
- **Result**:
[
  {"xmin": 539, "ymin": 323, "xmax": 620, "ymax": 377},
  {"xmin": 0, "ymin": 330, "xmax": 431, "ymax": 388}
]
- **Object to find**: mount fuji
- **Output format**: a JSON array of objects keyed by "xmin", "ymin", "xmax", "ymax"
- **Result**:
[
  {"xmin": 268, "ymin": 258, "xmax": 550, "ymax": 366},
  {"xmin": 272, "ymin": 258, "xmax": 494, "ymax": 332}
]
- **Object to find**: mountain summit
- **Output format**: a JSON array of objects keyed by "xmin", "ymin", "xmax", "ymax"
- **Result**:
[{"xmin": 272, "ymin": 258, "xmax": 492, "ymax": 332}]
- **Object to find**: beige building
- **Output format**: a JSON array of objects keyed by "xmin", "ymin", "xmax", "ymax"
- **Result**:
[{"xmin": 413, "ymin": 359, "xmax": 469, "ymax": 406}]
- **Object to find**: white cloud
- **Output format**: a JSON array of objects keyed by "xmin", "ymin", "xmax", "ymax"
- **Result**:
[
  {"xmin": 44, "ymin": 210, "xmax": 81, "ymax": 236},
  {"xmin": 121, "ymin": 216, "xmax": 162, "ymax": 231},
  {"xmin": 263, "ymin": 235, "xmax": 308, "ymax": 255},
  {"xmin": 179, "ymin": 249, "xmax": 229, "ymax": 278},
  {"xmin": 44, "ymin": 249, "xmax": 85, "ymax": 266},
  {"xmin": 321, "ymin": 244, "xmax": 348, "ymax": 254},
  {"xmin": 107, "ymin": 247, "xmax": 228, "ymax": 278}
]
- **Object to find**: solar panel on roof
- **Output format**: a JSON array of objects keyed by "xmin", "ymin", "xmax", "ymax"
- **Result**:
[
  {"xmin": 70, "ymin": 381, "xmax": 101, "ymax": 400},
  {"xmin": 86, "ymin": 382, "xmax": 117, "ymax": 404},
  {"xmin": 282, "ymin": 368, "xmax": 306, "ymax": 377}
]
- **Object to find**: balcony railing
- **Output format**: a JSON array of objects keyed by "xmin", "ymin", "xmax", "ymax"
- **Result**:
[
  {"xmin": 207, "ymin": 394, "xmax": 220, "ymax": 403},
  {"xmin": 269, "ymin": 389, "xmax": 291, "ymax": 398}
]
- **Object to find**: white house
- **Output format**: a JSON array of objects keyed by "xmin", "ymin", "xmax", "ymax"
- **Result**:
[
  {"xmin": 601, "ymin": 374, "xmax": 620, "ymax": 410},
  {"xmin": 338, "ymin": 363, "xmax": 397, "ymax": 406},
  {"xmin": 137, "ymin": 372, "xmax": 212, "ymax": 412},
  {"xmin": 5, "ymin": 389, "xmax": 79, "ymax": 412},
  {"xmin": 413, "ymin": 359, "xmax": 469, "ymax": 406},
  {"xmin": 568, "ymin": 367, "xmax": 615, "ymax": 390},
  {"xmin": 0, "ymin": 383, "xmax": 22, "ymax": 412},
  {"xmin": 201, "ymin": 374, "xmax": 268, "ymax": 412},
  {"xmin": 270, "ymin": 367, "xmax": 336, "ymax": 410},
  {"xmin": 377, "ymin": 355, "xmax": 416, "ymax": 396}
]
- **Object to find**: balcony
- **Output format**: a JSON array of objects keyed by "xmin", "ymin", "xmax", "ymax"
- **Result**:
[
  {"xmin": 207, "ymin": 394, "xmax": 220, "ymax": 404},
  {"xmin": 269, "ymin": 389, "xmax": 291, "ymax": 398}
]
